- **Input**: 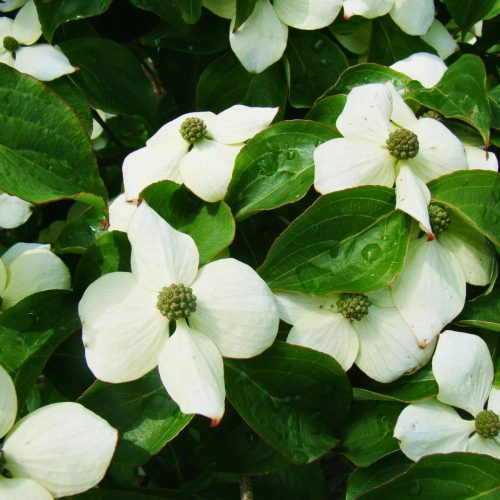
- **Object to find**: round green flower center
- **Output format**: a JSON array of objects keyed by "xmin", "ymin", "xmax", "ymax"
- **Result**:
[
  {"xmin": 386, "ymin": 128, "xmax": 419, "ymax": 160},
  {"xmin": 3, "ymin": 36, "xmax": 19, "ymax": 53},
  {"xmin": 337, "ymin": 293, "xmax": 371, "ymax": 321},
  {"xmin": 429, "ymin": 203, "xmax": 451, "ymax": 234},
  {"xmin": 475, "ymin": 410, "xmax": 499, "ymax": 439},
  {"xmin": 157, "ymin": 284, "xmax": 197, "ymax": 320},
  {"xmin": 179, "ymin": 117, "xmax": 207, "ymax": 144},
  {"xmin": 420, "ymin": 110, "xmax": 443, "ymax": 122}
]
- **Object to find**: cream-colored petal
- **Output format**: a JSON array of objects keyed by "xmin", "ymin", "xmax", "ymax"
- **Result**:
[
  {"xmin": 209, "ymin": 105, "xmax": 278, "ymax": 144},
  {"xmin": 273, "ymin": 0, "xmax": 342, "ymax": 29},
  {"xmin": 158, "ymin": 321, "xmax": 225, "ymax": 421},
  {"xmin": 0, "ymin": 193, "xmax": 32, "ymax": 229},
  {"xmin": 433, "ymin": 330, "xmax": 493, "ymax": 416},
  {"xmin": 343, "ymin": 0, "xmax": 392, "ymax": 19},
  {"xmin": 488, "ymin": 388, "xmax": 500, "ymax": 414},
  {"xmin": 287, "ymin": 310, "xmax": 359, "ymax": 371},
  {"xmin": 14, "ymin": 45, "xmax": 76, "ymax": 81},
  {"xmin": 229, "ymin": 0, "xmax": 288, "ymax": 74},
  {"xmin": 12, "ymin": 0, "xmax": 41, "ymax": 45},
  {"xmin": 108, "ymin": 194, "xmax": 137, "ymax": 233},
  {"xmin": 202, "ymin": 0, "xmax": 235, "ymax": 19},
  {"xmin": 180, "ymin": 140, "xmax": 241, "ymax": 202},
  {"xmin": 79, "ymin": 272, "xmax": 168, "ymax": 382},
  {"xmin": 314, "ymin": 137, "xmax": 396, "ymax": 194},
  {"xmin": 406, "ymin": 118, "xmax": 467, "ymax": 182},
  {"xmin": 190, "ymin": 258, "xmax": 279, "ymax": 358},
  {"xmin": 391, "ymin": 238, "xmax": 466, "ymax": 347},
  {"xmin": 0, "ymin": 0, "xmax": 29, "ymax": 12},
  {"xmin": 128, "ymin": 202, "xmax": 199, "ymax": 291},
  {"xmin": 275, "ymin": 291, "xmax": 338, "ymax": 324},
  {"xmin": 467, "ymin": 433, "xmax": 500, "ymax": 459},
  {"xmin": 421, "ymin": 19, "xmax": 458, "ymax": 60},
  {"xmin": 0, "ymin": 50, "xmax": 15, "ymax": 67},
  {"xmin": 390, "ymin": 52, "xmax": 447, "ymax": 88},
  {"xmin": 3, "ymin": 402, "xmax": 117, "ymax": 497},
  {"xmin": 336, "ymin": 83, "xmax": 392, "ymax": 142},
  {"xmin": 390, "ymin": 0, "xmax": 434, "ymax": 36},
  {"xmin": 0, "ymin": 478, "xmax": 52, "ymax": 500},
  {"xmin": 464, "ymin": 145, "xmax": 498, "ymax": 171},
  {"xmin": 385, "ymin": 81, "xmax": 418, "ymax": 128},
  {"xmin": 1, "ymin": 246, "xmax": 70, "ymax": 310},
  {"xmin": 122, "ymin": 145, "xmax": 183, "ymax": 201},
  {"xmin": 0, "ymin": 16, "xmax": 14, "ymax": 39},
  {"xmin": 0, "ymin": 364, "xmax": 16, "ymax": 439},
  {"xmin": 355, "ymin": 305, "xmax": 435, "ymax": 383},
  {"xmin": 394, "ymin": 401, "xmax": 475, "ymax": 461},
  {"xmin": 395, "ymin": 163, "xmax": 432, "ymax": 235},
  {"xmin": 438, "ymin": 215, "xmax": 495, "ymax": 286},
  {"xmin": 0, "ymin": 242, "xmax": 46, "ymax": 267},
  {"xmin": 0, "ymin": 258, "xmax": 6, "ymax": 296}
]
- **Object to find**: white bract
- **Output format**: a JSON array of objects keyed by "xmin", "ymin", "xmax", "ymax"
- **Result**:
[
  {"xmin": 314, "ymin": 82, "xmax": 467, "ymax": 235},
  {"xmin": 122, "ymin": 105, "xmax": 278, "ymax": 203},
  {"xmin": 0, "ymin": 243, "xmax": 71, "ymax": 311},
  {"xmin": 0, "ymin": 0, "xmax": 75, "ymax": 81},
  {"xmin": 0, "ymin": 0, "xmax": 27, "ymax": 12},
  {"xmin": 276, "ymin": 288, "xmax": 435, "ymax": 383},
  {"xmin": 394, "ymin": 330, "xmax": 500, "ymax": 461},
  {"xmin": 203, "ymin": 0, "xmax": 342, "ymax": 73},
  {"xmin": 0, "ymin": 192, "xmax": 32, "ymax": 229},
  {"xmin": 390, "ymin": 52, "xmax": 447, "ymax": 88},
  {"xmin": 0, "ymin": 365, "xmax": 118, "ymax": 498},
  {"xmin": 79, "ymin": 202, "xmax": 279, "ymax": 422}
]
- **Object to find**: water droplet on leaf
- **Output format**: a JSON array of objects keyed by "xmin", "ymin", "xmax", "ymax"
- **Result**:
[{"xmin": 362, "ymin": 243, "xmax": 382, "ymax": 263}]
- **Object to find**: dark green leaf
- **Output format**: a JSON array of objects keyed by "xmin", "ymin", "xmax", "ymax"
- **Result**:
[
  {"xmin": 305, "ymin": 94, "xmax": 347, "ymax": 132},
  {"xmin": 174, "ymin": 0, "xmax": 202, "ymax": 23},
  {"xmin": 457, "ymin": 286, "xmax": 500, "ymax": 332},
  {"xmin": 225, "ymin": 342, "xmax": 351, "ymax": 464},
  {"xmin": 0, "ymin": 65, "xmax": 107, "ymax": 211},
  {"xmin": 406, "ymin": 55, "xmax": 491, "ymax": 143},
  {"xmin": 358, "ymin": 453, "xmax": 500, "ymax": 499},
  {"xmin": 226, "ymin": 120, "xmax": 338, "ymax": 219},
  {"xmin": 444, "ymin": 0, "xmax": 497, "ymax": 33},
  {"xmin": 339, "ymin": 401, "xmax": 403, "ymax": 466},
  {"xmin": 34, "ymin": 0, "xmax": 113, "ymax": 41},
  {"xmin": 258, "ymin": 186, "xmax": 411, "ymax": 295},
  {"xmin": 80, "ymin": 371, "xmax": 192, "ymax": 465},
  {"xmin": 429, "ymin": 170, "xmax": 500, "ymax": 248},
  {"xmin": 234, "ymin": 0, "xmax": 257, "ymax": 31},
  {"xmin": 197, "ymin": 52, "xmax": 287, "ymax": 116},
  {"xmin": 141, "ymin": 181, "xmax": 235, "ymax": 264},
  {"xmin": 286, "ymin": 30, "xmax": 348, "ymax": 108},
  {"xmin": 129, "ymin": 0, "xmax": 188, "ymax": 26},
  {"xmin": 0, "ymin": 290, "xmax": 79, "ymax": 405},
  {"xmin": 60, "ymin": 37, "xmax": 157, "ymax": 127}
]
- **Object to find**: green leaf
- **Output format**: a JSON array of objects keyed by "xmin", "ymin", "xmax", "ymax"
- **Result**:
[
  {"xmin": 0, "ymin": 65, "xmax": 107, "ymax": 212},
  {"xmin": 225, "ymin": 342, "xmax": 351, "ymax": 464},
  {"xmin": 141, "ymin": 181, "xmax": 235, "ymax": 264},
  {"xmin": 353, "ymin": 365, "xmax": 438, "ymax": 404},
  {"xmin": 226, "ymin": 121, "xmax": 338, "ymax": 219},
  {"xmin": 444, "ymin": 0, "xmax": 497, "ymax": 33},
  {"xmin": 60, "ymin": 37, "xmax": 157, "ymax": 127},
  {"xmin": 174, "ymin": 0, "xmax": 202, "ymax": 23},
  {"xmin": 406, "ymin": 55, "xmax": 491, "ymax": 143},
  {"xmin": 74, "ymin": 231, "xmax": 131, "ymax": 294},
  {"xmin": 305, "ymin": 94, "xmax": 347, "ymax": 133},
  {"xmin": 34, "ymin": 0, "xmax": 113, "ymax": 41},
  {"xmin": 358, "ymin": 453, "xmax": 500, "ymax": 499},
  {"xmin": 130, "ymin": 0, "xmax": 188, "ymax": 25},
  {"xmin": 286, "ymin": 30, "xmax": 348, "ymax": 108},
  {"xmin": 322, "ymin": 63, "xmax": 411, "ymax": 98},
  {"xmin": 258, "ymin": 186, "xmax": 411, "ymax": 295},
  {"xmin": 197, "ymin": 52, "xmax": 287, "ymax": 115},
  {"xmin": 234, "ymin": 0, "xmax": 257, "ymax": 31},
  {"xmin": 0, "ymin": 290, "xmax": 79, "ymax": 405},
  {"xmin": 339, "ymin": 401, "xmax": 403, "ymax": 467},
  {"xmin": 80, "ymin": 371, "xmax": 192, "ymax": 465},
  {"xmin": 346, "ymin": 454, "xmax": 412, "ymax": 500},
  {"xmin": 429, "ymin": 170, "xmax": 500, "ymax": 248},
  {"xmin": 456, "ymin": 286, "xmax": 500, "ymax": 332}
]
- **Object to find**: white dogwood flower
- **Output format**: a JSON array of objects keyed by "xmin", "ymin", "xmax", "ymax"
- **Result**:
[
  {"xmin": 343, "ymin": 0, "xmax": 435, "ymax": 36},
  {"xmin": 0, "ymin": 0, "xmax": 76, "ymax": 81},
  {"xmin": 0, "ymin": 364, "xmax": 118, "ymax": 498},
  {"xmin": 0, "ymin": 192, "xmax": 32, "ymax": 229},
  {"xmin": 276, "ymin": 288, "xmax": 435, "ymax": 383},
  {"xmin": 0, "ymin": 243, "xmax": 71, "ymax": 311},
  {"xmin": 203, "ymin": 0, "xmax": 342, "ymax": 73},
  {"xmin": 394, "ymin": 330, "xmax": 500, "ymax": 461},
  {"xmin": 314, "ymin": 82, "xmax": 467, "ymax": 234},
  {"xmin": 79, "ymin": 202, "xmax": 279, "ymax": 422},
  {"xmin": 390, "ymin": 52, "xmax": 447, "ymax": 88},
  {"xmin": 122, "ymin": 105, "xmax": 278, "ymax": 203}
]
